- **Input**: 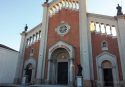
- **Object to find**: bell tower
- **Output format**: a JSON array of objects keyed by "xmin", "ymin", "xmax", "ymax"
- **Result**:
[{"xmin": 79, "ymin": 0, "xmax": 92, "ymax": 86}]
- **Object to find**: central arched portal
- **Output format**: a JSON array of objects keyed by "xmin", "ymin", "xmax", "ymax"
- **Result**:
[
  {"xmin": 47, "ymin": 41, "xmax": 74, "ymax": 86},
  {"xmin": 49, "ymin": 48, "xmax": 69, "ymax": 85}
]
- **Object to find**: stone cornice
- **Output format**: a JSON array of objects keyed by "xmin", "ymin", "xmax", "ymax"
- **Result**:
[
  {"xmin": 87, "ymin": 13, "xmax": 115, "ymax": 20},
  {"xmin": 26, "ymin": 23, "xmax": 42, "ymax": 34}
]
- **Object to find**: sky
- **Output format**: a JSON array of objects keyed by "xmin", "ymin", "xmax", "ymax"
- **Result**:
[{"xmin": 0, "ymin": 0, "xmax": 125, "ymax": 51}]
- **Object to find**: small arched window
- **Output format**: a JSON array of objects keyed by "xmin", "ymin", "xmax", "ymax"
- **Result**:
[
  {"xmin": 95, "ymin": 22, "xmax": 100, "ymax": 32},
  {"xmin": 102, "ymin": 42, "xmax": 107, "ymax": 47},
  {"xmin": 26, "ymin": 39, "xmax": 29, "ymax": 46},
  {"xmin": 90, "ymin": 21, "xmax": 95, "ymax": 32},
  {"xmin": 33, "ymin": 34, "xmax": 35, "ymax": 43},
  {"xmin": 100, "ymin": 23, "xmax": 106, "ymax": 34},
  {"xmin": 106, "ymin": 24, "xmax": 111, "ymax": 35},
  {"xmin": 39, "ymin": 31, "xmax": 41, "ymax": 39},
  {"xmin": 101, "ymin": 41, "xmax": 108, "ymax": 51},
  {"xmin": 29, "ymin": 36, "xmax": 33, "ymax": 45},
  {"xmin": 111, "ymin": 25, "xmax": 117, "ymax": 37},
  {"xmin": 36, "ymin": 32, "xmax": 39, "ymax": 41},
  {"xmin": 30, "ymin": 48, "xmax": 34, "ymax": 56}
]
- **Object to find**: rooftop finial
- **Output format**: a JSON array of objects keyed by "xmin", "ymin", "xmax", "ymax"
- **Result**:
[
  {"xmin": 116, "ymin": 4, "xmax": 123, "ymax": 16},
  {"xmin": 24, "ymin": 24, "xmax": 28, "ymax": 32}
]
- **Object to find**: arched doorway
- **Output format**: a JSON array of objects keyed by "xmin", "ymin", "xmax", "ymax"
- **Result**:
[
  {"xmin": 96, "ymin": 52, "xmax": 119, "ymax": 87},
  {"xmin": 23, "ymin": 58, "xmax": 36, "ymax": 84},
  {"xmin": 102, "ymin": 61, "xmax": 114, "ymax": 86},
  {"xmin": 49, "ymin": 48, "xmax": 69, "ymax": 85},
  {"xmin": 24, "ymin": 63, "xmax": 32, "ymax": 83},
  {"xmin": 47, "ymin": 41, "xmax": 75, "ymax": 86}
]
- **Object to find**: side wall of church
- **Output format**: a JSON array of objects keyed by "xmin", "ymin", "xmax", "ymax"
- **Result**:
[
  {"xmin": 23, "ymin": 41, "xmax": 40, "ymax": 77},
  {"xmin": 88, "ymin": 15, "xmax": 123, "ymax": 84},
  {"xmin": 22, "ymin": 24, "xmax": 42, "ymax": 79},
  {"xmin": 91, "ymin": 32, "xmax": 123, "ymax": 81},
  {"xmin": 44, "ymin": 8, "xmax": 80, "ymax": 79}
]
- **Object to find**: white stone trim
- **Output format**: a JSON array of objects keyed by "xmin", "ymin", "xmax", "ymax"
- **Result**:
[
  {"xmin": 49, "ymin": 41, "xmax": 74, "ymax": 59},
  {"xmin": 96, "ymin": 52, "xmax": 119, "ymax": 87},
  {"xmin": 87, "ymin": 13, "xmax": 115, "ymax": 20}
]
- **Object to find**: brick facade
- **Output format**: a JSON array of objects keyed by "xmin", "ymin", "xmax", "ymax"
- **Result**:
[
  {"xmin": 45, "ymin": 8, "xmax": 80, "ymax": 79},
  {"xmin": 91, "ymin": 32, "xmax": 123, "ymax": 80}
]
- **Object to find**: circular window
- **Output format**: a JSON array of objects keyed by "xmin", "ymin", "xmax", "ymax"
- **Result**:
[{"xmin": 56, "ymin": 23, "xmax": 70, "ymax": 36}]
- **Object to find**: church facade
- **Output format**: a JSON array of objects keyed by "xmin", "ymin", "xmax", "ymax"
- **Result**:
[{"xmin": 15, "ymin": 0, "xmax": 125, "ymax": 87}]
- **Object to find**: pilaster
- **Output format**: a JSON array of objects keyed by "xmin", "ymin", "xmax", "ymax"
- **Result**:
[
  {"xmin": 36, "ymin": 3, "xmax": 49, "ymax": 84},
  {"xmin": 14, "ymin": 32, "xmax": 26, "ymax": 84},
  {"xmin": 79, "ymin": 0, "xmax": 91, "ymax": 84},
  {"xmin": 116, "ymin": 15, "xmax": 125, "ymax": 80}
]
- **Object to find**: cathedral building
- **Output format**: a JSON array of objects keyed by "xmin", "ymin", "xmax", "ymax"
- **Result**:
[{"xmin": 15, "ymin": 0, "xmax": 125, "ymax": 87}]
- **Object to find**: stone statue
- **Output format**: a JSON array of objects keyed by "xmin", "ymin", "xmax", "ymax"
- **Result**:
[
  {"xmin": 77, "ymin": 64, "xmax": 83, "ymax": 76},
  {"xmin": 116, "ymin": 4, "xmax": 123, "ymax": 16},
  {"xmin": 24, "ymin": 24, "xmax": 28, "ymax": 32},
  {"xmin": 45, "ymin": 0, "xmax": 49, "ymax": 3}
]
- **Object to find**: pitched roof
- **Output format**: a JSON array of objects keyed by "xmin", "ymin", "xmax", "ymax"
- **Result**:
[{"xmin": 0, "ymin": 44, "xmax": 18, "ymax": 52}]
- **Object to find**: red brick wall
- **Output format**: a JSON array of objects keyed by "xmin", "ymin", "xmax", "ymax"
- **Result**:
[
  {"xmin": 91, "ymin": 32, "xmax": 123, "ymax": 80},
  {"xmin": 44, "ymin": 9, "xmax": 80, "ymax": 79},
  {"xmin": 24, "ymin": 41, "xmax": 40, "ymax": 62},
  {"xmin": 23, "ymin": 40, "xmax": 40, "ymax": 76}
]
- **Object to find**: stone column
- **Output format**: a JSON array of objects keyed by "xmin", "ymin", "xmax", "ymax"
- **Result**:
[
  {"xmin": 97, "ymin": 66, "xmax": 103, "ymax": 87},
  {"xmin": 52, "ymin": 60, "xmax": 57, "ymax": 84},
  {"xmin": 79, "ymin": 0, "xmax": 91, "ymax": 86},
  {"xmin": 36, "ymin": 3, "xmax": 49, "ymax": 84},
  {"xmin": 47, "ymin": 59, "xmax": 51, "ymax": 83},
  {"xmin": 116, "ymin": 15, "xmax": 125, "ymax": 82},
  {"xmin": 69, "ymin": 59, "xmax": 74, "ymax": 86},
  {"xmin": 14, "ymin": 32, "xmax": 26, "ymax": 84},
  {"xmin": 47, "ymin": 59, "xmax": 57, "ymax": 84}
]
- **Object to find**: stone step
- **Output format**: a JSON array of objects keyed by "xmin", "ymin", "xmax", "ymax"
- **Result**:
[
  {"xmin": 2, "ymin": 84, "xmax": 68, "ymax": 87},
  {"xmin": 30, "ymin": 85, "xmax": 68, "ymax": 87},
  {"xmin": 18, "ymin": 85, "xmax": 68, "ymax": 87}
]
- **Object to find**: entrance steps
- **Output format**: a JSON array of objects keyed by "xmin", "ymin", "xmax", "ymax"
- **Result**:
[
  {"xmin": 17, "ymin": 85, "xmax": 68, "ymax": 87},
  {"xmin": 0, "ymin": 84, "xmax": 68, "ymax": 87},
  {"xmin": 30, "ymin": 85, "xmax": 68, "ymax": 87}
]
